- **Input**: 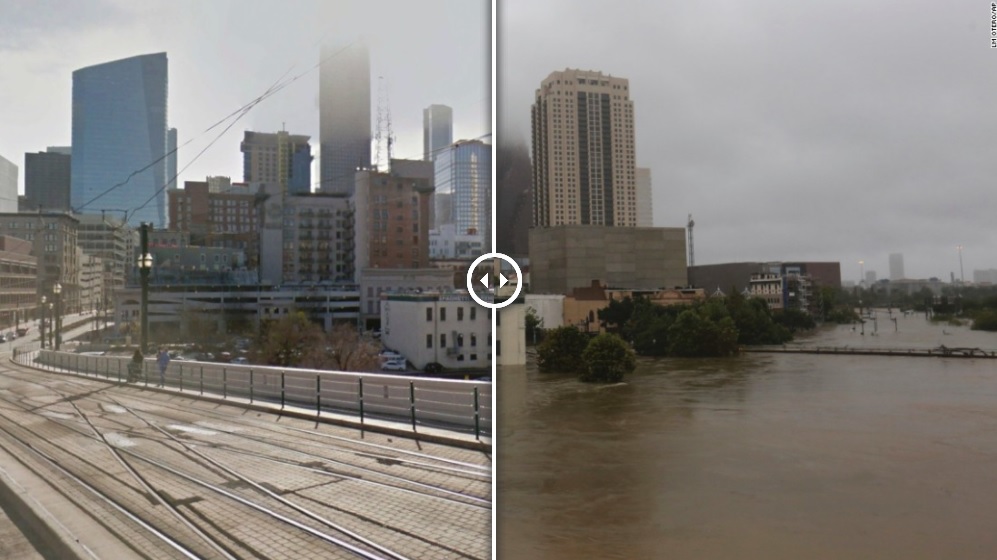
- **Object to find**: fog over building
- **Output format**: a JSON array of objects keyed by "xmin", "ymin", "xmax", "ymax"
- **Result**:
[
  {"xmin": 423, "ymin": 104, "xmax": 453, "ymax": 162},
  {"xmin": 71, "ymin": 52, "xmax": 170, "ymax": 228},
  {"xmin": 889, "ymin": 253, "xmax": 905, "ymax": 281},
  {"xmin": 319, "ymin": 42, "xmax": 371, "ymax": 196}
]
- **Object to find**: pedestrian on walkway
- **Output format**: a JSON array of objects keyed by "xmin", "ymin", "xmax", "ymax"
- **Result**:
[
  {"xmin": 129, "ymin": 349, "xmax": 144, "ymax": 382},
  {"xmin": 156, "ymin": 348, "xmax": 170, "ymax": 387}
]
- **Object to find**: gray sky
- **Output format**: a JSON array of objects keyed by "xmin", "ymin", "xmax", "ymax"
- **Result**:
[
  {"xmin": 0, "ymin": 0, "xmax": 489, "ymax": 196},
  {"xmin": 499, "ymin": 0, "xmax": 997, "ymax": 282}
]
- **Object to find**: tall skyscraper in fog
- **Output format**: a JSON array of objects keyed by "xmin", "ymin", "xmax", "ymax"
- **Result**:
[
  {"xmin": 71, "ymin": 52, "xmax": 169, "ymax": 227},
  {"xmin": 167, "ymin": 127, "xmax": 178, "ymax": 190},
  {"xmin": 423, "ymin": 104, "xmax": 453, "ymax": 161},
  {"xmin": 531, "ymin": 68, "xmax": 637, "ymax": 228},
  {"xmin": 889, "ymin": 253, "xmax": 905, "ymax": 281},
  {"xmin": 319, "ymin": 42, "xmax": 371, "ymax": 196}
]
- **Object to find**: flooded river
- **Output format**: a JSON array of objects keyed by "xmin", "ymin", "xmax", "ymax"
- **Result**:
[{"xmin": 497, "ymin": 312, "xmax": 997, "ymax": 559}]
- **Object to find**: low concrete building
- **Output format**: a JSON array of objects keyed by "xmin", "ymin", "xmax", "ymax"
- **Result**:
[
  {"xmin": 497, "ymin": 299, "xmax": 526, "ymax": 366},
  {"xmin": 524, "ymin": 294, "xmax": 564, "ymax": 330},
  {"xmin": 690, "ymin": 261, "xmax": 841, "ymax": 295},
  {"xmin": 529, "ymin": 225, "xmax": 687, "ymax": 295},
  {"xmin": 380, "ymin": 291, "xmax": 491, "ymax": 370},
  {"xmin": 113, "ymin": 283, "xmax": 360, "ymax": 339},
  {"xmin": 358, "ymin": 268, "xmax": 454, "ymax": 329}
]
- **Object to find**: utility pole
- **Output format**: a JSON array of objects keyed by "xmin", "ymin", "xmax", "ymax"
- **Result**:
[
  {"xmin": 139, "ymin": 223, "xmax": 151, "ymax": 354},
  {"xmin": 687, "ymin": 214, "xmax": 695, "ymax": 267}
]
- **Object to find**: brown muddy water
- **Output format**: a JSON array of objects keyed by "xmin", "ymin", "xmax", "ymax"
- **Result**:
[{"xmin": 497, "ymin": 313, "xmax": 997, "ymax": 559}]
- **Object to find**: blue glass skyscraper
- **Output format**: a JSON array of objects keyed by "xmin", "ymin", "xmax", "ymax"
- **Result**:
[
  {"xmin": 71, "ymin": 53, "xmax": 168, "ymax": 227},
  {"xmin": 434, "ymin": 140, "xmax": 492, "ymax": 246}
]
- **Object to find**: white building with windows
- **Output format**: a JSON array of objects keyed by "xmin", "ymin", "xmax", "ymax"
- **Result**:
[{"xmin": 380, "ymin": 291, "xmax": 492, "ymax": 370}]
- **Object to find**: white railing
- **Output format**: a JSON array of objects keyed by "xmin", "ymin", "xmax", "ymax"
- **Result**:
[{"xmin": 13, "ymin": 349, "xmax": 491, "ymax": 439}]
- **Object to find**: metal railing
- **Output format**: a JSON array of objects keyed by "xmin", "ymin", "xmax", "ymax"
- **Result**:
[{"xmin": 12, "ymin": 348, "xmax": 491, "ymax": 439}]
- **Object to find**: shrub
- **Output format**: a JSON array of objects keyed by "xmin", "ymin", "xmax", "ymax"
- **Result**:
[
  {"xmin": 580, "ymin": 333, "xmax": 636, "ymax": 383},
  {"xmin": 536, "ymin": 326, "xmax": 589, "ymax": 372}
]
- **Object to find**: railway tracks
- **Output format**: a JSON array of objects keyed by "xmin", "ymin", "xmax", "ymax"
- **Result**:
[{"xmin": 0, "ymin": 360, "xmax": 491, "ymax": 559}]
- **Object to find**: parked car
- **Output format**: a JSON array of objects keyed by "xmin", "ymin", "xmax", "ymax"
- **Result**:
[
  {"xmin": 424, "ymin": 362, "xmax": 443, "ymax": 374},
  {"xmin": 231, "ymin": 357, "xmax": 249, "ymax": 365},
  {"xmin": 15, "ymin": 328, "xmax": 28, "ymax": 337},
  {"xmin": 381, "ymin": 360, "xmax": 407, "ymax": 371},
  {"xmin": 379, "ymin": 349, "xmax": 404, "ymax": 361}
]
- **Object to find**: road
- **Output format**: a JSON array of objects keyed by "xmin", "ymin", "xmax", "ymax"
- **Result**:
[{"xmin": 0, "ymin": 353, "xmax": 491, "ymax": 559}]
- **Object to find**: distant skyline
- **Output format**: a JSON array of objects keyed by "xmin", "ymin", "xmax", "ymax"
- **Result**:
[
  {"xmin": 498, "ymin": 0, "xmax": 997, "ymax": 281},
  {"xmin": 0, "ymin": 0, "xmax": 490, "ymax": 202}
]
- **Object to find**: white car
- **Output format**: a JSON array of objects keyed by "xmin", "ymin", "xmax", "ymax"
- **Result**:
[
  {"xmin": 379, "ymin": 350, "xmax": 404, "ymax": 361},
  {"xmin": 381, "ymin": 360, "xmax": 407, "ymax": 371}
]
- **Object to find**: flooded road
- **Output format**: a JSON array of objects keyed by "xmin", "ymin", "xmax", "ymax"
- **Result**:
[{"xmin": 497, "ymin": 313, "xmax": 997, "ymax": 559}]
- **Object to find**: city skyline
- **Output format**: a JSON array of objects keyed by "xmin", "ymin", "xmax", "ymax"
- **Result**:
[
  {"xmin": 498, "ymin": 0, "xmax": 997, "ymax": 281},
  {"xmin": 0, "ymin": 0, "xmax": 490, "ymax": 200}
]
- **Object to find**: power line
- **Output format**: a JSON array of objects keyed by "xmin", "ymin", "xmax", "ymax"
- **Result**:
[{"xmin": 76, "ymin": 39, "xmax": 364, "ymax": 222}]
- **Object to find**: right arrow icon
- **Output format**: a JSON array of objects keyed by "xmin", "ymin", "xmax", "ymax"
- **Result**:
[{"xmin": 499, "ymin": 273, "xmax": 509, "ymax": 289}]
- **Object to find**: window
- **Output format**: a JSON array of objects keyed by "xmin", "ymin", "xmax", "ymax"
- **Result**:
[
  {"xmin": 426, "ymin": 334, "xmax": 432, "ymax": 348},
  {"xmin": 440, "ymin": 307, "xmax": 446, "ymax": 321},
  {"xmin": 440, "ymin": 333, "xmax": 446, "ymax": 348},
  {"xmin": 470, "ymin": 307, "xmax": 476, "ymax": 321},
  {"xmin": 426, "ymin": 307, "xmax": 432, "ymax": 321},
  {"xmin": 457, "ymin": 307, "xmax": 464, "ymax": 321},
  {"xmin": 457, "ymin": 334, "xmax": 464, "ymax": 347},
  {"xmin": 471, "ymin": 333, "xmax": 477, "ymax": 347},
  {"xmin": 497, "ymin": 340, "xmax": 501, "ymax": 356},
  {"xmin": 487, "ymin": 333, "xmax": 492, "ymax": 346}
]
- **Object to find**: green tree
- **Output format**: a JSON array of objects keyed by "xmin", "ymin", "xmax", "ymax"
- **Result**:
[
  {"xmin": 580, "ymin": 333, "xmax": 636, "ymax": 383},
  {"xmin": 524, "ymin": 306, "xmax": 543, "ymax": 345},
  {"xmin": 536, "ymin": 326, "xmax": 589, "ymax": 372},
  {"xmin": 667, "ymin": 309, "xmax": 740, "ymax": 357}
]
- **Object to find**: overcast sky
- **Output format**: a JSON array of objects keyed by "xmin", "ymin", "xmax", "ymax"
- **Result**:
[
  {"xmin": 498, "ymin": 0, "xmax": 997, "ymax": 282},
  {"xmin": 0, "ymin": 0, "xmax": 489, "ymax": 197}
]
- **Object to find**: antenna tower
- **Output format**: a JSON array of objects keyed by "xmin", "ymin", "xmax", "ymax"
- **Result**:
[
  {"xmin": 687, "ymin": 214, "xmax": 695, "ymax": 267},
  {"xmin": 374, "ymin": 77, "xmax": 396, "ymax": 172},
  {"xmin": 375, "ymin": 76, "xmax": 385, "ymax": 171}
]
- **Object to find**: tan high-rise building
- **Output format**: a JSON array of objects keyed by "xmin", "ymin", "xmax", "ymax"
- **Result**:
[{"xmin": 531, "ymin": 69, "xmax": 637, "ymax": 228}]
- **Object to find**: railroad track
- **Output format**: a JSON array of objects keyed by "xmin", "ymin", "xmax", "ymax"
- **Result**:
[{"xmin": 0, "ymin": 360, "xmax": 490, "ymax": 559}]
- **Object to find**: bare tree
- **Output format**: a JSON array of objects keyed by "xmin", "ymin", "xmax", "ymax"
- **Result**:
[
  {"xmin": 301, "ymin": 323, "xmax": 381, "ymax": 372},
  {"xmin": 253, "ymin": 311, "xmax": 324, "ymax": 367}
]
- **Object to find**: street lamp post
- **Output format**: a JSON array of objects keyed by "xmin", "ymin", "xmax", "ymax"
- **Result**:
[
  {"xmin": 138, "ymin": 223, "xmax": 152, "ymax": 354},
  {"xmin": 53, "ymin": 283, "xmax": 62, "ymax": 350},
  {"xmin": 47, "ymin": 303, "xmax": 54, "ymax": 348},
  {"xmin": 40, "ymin": 296, "xmax": 47, "ymax": 349}
]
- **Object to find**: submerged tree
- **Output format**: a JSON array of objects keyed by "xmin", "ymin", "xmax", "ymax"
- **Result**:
[
  {"xmin": 580, "ymin": 333, "xmax": 636, "ymax": 383},
  {"xmin": 536, "ymin": 326, "xmax": 589, "ymax": 373}
]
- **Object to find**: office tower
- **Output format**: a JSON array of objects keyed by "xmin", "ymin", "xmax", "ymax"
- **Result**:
[
  {"xmin": 635, "ymin": 167, "xmax": 653, "ymax": 227},
  {"xmin": 240, "ymin": 130, "xmax": 313, "ymax": 194},
  {"xmin": 0, "ymin": 154, "xmax": 19, "ymax": 213},
  {"xmin": 866, "ymin": 270, "xmax": 877, "ymax": 285},
  {"xmin": 25, "ymin": 148, "xmax": 72, "ymax": 212},
  {"xmin": 889, "ymin": 253, "xmax": 905, "ymax": 281},
  {"xmin": 71, "ymin": 52, "xmax": 169, "ymax": 228},
  {"xmin": 431, "ymin": 140, "xmax": 491, "ymax": 258},
  {"xmin": 531, "ymin": 68, "xmax": 637, "ymax": 228},
  {"xmin": 319, "ymin": 42, "xmax": 371, "ymax": 196},
  {"xmin": 354, "ymin": 159, "xmax": 434, "ymax": 271},
  {"xmin": 167, "ymin": 128, "xmax": 178, "ymax": 190},
  {"xmin": 423, "ymin": 104, "xmax": 453, "ymax": 161}
]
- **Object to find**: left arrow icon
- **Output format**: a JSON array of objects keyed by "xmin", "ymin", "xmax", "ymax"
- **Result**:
[{"xmin": 479, "ymin": 275, "xmax": 489, "ymax": 288}]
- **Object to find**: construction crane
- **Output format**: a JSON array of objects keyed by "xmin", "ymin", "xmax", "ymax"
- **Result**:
[{"xmin": 687, "ymin": 214, "xmax": 695, "ymax": 267}]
